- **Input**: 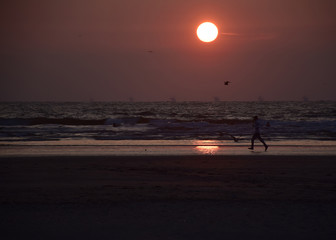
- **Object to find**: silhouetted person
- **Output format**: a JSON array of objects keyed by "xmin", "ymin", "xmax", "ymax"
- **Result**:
[{"xmin": 249, "ymin": 116, "xmax": 268, "ymax": 151}]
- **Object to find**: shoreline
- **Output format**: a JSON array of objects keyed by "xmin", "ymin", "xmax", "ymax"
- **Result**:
[
  {"xmin": 1, "ymin": 139, "xmax": 336, "ymax": 157},
  {"xmin": 1, "ymin": 145, "xmax": 336, "ymax": 157}
]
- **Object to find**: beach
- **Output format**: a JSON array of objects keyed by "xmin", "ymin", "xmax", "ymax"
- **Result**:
[
  {"xmin": 1, "ymin": 146, "xmax": 336, "ymax": 239},
  {"xmin": 1, "ymin": 0, "xmax": 336, "ymax": 237}
]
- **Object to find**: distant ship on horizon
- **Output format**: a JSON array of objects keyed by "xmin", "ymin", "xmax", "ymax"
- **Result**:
[
  {"xmin": 169, "ymin": 97, "xmax": 176, "ymax": 102},
  {"xmin": 303, "ymin": 96, "xmax": 309, "ymax": 102},
  {"xmin": 213, "ymin": 97, "xmax": 221, "ymax": 102}
]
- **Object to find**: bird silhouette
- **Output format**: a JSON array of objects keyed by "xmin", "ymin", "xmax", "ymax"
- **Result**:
[
  {"xmin": 219, "ymin": 132, "xmax": 240, "ymax": 142},
  {"xmin": 224, "ymin": 81, "xmax": 231, "ymax": 85}
]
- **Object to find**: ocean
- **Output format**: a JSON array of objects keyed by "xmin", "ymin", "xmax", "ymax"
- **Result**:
[{"xmin": 1, "ymin": 101, "xmax": 335, "ymax": 143}]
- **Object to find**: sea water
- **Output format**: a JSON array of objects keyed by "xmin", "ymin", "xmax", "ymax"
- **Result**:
[{"xmin": 0, "ymin": 101, "xmax": 335, "ymax": 143}]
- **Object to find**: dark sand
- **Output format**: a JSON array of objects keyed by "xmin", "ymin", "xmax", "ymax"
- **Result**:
[{"xmin": 1, "ymin": 155, "xmax": 336, "ymax": 239}]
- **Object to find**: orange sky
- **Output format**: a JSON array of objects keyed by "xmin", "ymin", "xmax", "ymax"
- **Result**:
[{"xmin": 1, "ymin": 0, "xmax": 336, "ymax": 101}]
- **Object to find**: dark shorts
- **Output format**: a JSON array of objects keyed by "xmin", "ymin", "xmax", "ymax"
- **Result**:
[{"xmin": 252, "ymin": 132, "xmax": 262, "ymax": 140}]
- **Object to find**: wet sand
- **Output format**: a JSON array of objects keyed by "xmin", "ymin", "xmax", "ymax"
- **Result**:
[{"xmin": 1, "ymin": 154, "xmax": 336, "ymax": 239}]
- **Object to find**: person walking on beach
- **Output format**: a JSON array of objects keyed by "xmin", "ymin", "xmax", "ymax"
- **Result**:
[{"xmin": 249, "ymin": 116, "xmax": 268, "ymax": 151}]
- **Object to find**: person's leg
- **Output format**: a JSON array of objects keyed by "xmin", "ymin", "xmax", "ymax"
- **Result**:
[
  {"xmin": 257, "ymin": 135, "xmax": 268, "ymax": 151},
  {"xmin": 249, "ymin": 134, "xmax": 257, "ymax": 149}
]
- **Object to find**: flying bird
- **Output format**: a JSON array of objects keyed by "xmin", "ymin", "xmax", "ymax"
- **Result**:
[
  {"xmin": 219, "ymin": 132, "xmax": 240, "ymax": 142},
  {"xmin": 224, "ymin": 81, "xmax": 231, "ymax": 85}
]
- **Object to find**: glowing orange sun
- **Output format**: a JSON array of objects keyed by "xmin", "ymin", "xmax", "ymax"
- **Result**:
[{"xmin": 196, "ymin": 22, "xmax": 218, "ymax": 43}]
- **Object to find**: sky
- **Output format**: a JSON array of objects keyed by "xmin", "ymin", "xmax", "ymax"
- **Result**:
[{"xmin": 1, "ymin": 0, "xmax": 336, "ymax": 101}]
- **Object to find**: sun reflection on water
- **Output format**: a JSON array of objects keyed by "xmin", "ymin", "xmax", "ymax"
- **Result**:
[{"xmin": 194, "ymin": 140, "xmax": 220, "ymax": 155}]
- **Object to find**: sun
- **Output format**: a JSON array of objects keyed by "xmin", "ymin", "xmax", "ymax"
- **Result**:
[{"xmin": 196, "ymin": 22, "xmax": 218, "ymax": 43}]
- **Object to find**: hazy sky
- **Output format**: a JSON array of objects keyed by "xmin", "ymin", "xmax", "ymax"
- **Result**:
[{"xmin": 1, "ymin": 0, "xmax": 335, "ymax": 101}]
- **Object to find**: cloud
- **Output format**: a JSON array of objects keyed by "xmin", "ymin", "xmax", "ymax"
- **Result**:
[{"xmin": 221, "ymin": 32, "xmax": 277, "ymax": 40}]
